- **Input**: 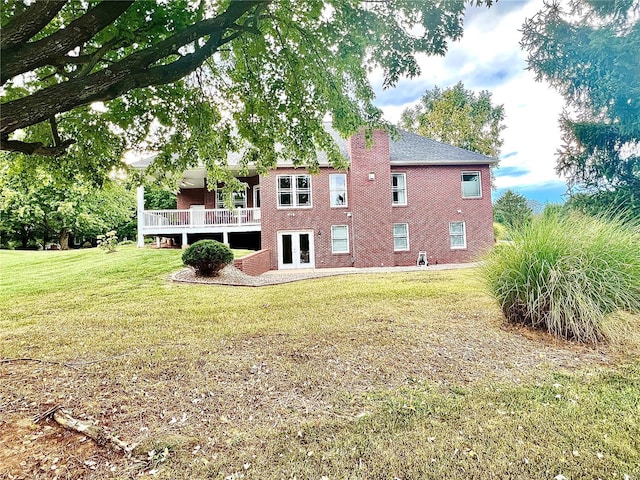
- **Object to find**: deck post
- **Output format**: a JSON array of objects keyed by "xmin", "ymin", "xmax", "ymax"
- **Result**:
[
  {"xmin": 136, "ymin": 185, "xmax": 145, "ymax": 247},
  {"xmin": 182, "ymin": 232, "xmax": 188, "ymax": 249},
  {"xmin": 223, "ymin": 231, "xmax": 229, "ymax": 245}
]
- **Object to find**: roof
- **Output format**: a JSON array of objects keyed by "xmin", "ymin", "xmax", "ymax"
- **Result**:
[
  {"xmin": 389, "ymin": 130, "xmax": 497, "ymax": 165},
  {"xmin": 129, "ymin": 124, "xmax": 497, "ymax": 171}
]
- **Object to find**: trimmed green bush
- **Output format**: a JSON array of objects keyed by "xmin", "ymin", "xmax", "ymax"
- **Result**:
[
  {"xmin": 483, "ymin": 213, "xmax": 640, "ymax": 343},
  {"xmin": 182, "ymin": 240, "xmax": 234, "ymax": 276}
]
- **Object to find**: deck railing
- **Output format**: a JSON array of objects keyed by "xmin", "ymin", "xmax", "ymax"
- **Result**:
[{"xmin": 142, "ymin": 208, "xmax": 261, "ymax": 228}]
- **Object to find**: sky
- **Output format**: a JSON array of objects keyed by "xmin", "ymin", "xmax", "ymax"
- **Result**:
[{"xmin": 371, "ymin": 0, "xmax": 569, "ymax": 206}]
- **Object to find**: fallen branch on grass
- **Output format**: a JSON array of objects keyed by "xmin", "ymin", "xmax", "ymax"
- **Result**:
[
  {"xmin": 34, "ymin": 406, "xmax": 137, "ymax": 455},
  {"xmin": 0, "ymin": 352, "xmax": 135, "ymax": 368}
]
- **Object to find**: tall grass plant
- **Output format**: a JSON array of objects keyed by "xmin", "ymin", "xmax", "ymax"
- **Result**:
[{"xmin": 483, "ymin": 212, "xmax": 640, "ymax": 343}]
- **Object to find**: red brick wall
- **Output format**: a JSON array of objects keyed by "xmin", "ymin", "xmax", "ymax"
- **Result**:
[
  {"xmin": 177, "ymin": 188, "xmax": 205, "ymax": 209},
  {"xmin": 348, "ymin": 130, "xmax": 395, "ymax": 267},
  {"xmin": 390, "ymin": 165, "xmax": 494, "ymax": 265},
  {"xmin": 261, "ymin": 131, "xmax": 494, "ymax": 270},
  {"xmin": 233, "ymin": 249, "xmax": 271, "ymax": 276},
  {"xmin": 260, "ymin": 167, "xmax": 354, "ymax": 270}
]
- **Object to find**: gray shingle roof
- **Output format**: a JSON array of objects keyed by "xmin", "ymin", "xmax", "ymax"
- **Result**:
[
  {"xmin": 130, "ymin": 125, "xmax": 497, "ymax": 170},
  {"xmin": 389, "ymin": 130, "xmax": 497, "ymax": 165}
]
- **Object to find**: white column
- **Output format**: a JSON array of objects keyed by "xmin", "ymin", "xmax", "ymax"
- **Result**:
[
  {"xmin": 136, "ymin": 185, "xmax": 145, "ymax": 247},
  {"xmin": 156, "ymin": 236, "xmax": 161, "ymax": 248},
  {"xmin": 223, "ymin": 231, "xmax": 229, "ymax": 245},
  {"xmin": 182, "ymin": 232, "xmax": 188, "ymax": 249}
]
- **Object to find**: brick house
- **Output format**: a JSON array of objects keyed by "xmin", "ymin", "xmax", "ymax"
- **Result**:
[{"xmin": 135, "ymin": 126, "xmax": 497, "ymax": 274}]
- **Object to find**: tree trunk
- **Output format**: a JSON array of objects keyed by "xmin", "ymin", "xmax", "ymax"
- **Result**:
[{"xmin": 59, "ymin": 228, "xmax": 69, "ymax": 250}]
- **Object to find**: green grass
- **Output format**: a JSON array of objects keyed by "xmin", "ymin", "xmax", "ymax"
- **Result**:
[
  {"xmin": 1, "ymin": 247, "xmax": 638, "ymax": 479},
  {"xmin": 483, "ymin": 213, "xmax": 640, "ymax": 343}
]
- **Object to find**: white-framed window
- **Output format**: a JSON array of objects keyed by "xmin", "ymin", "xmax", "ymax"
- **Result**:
[
  {"xmin": 216, "ymin": 188, "xmax": 247, "ymax": 208},
  {"xmin": 329, "ymin": 174, "xmax": 348, "ymax": 207},
  {"xmin": 393, "ymin": 223, "xmax": 409, "ymax": 251},
  {"xmin": 253, "ymin": 186, "xmax": 261, "ymax": 208},
  {"xmin": 392, "ymin": 173, "xmax": 407, "ymax": 206},
  {"xmin": 331, "ymin": 225, "xmax": 349, "ymax": 254},
  {"xmin": 461, "ymin": 171, "xmax": 481, "ymax": 198},
  {"xmin": 277, "ymin": 174, "xmax": 312, "ymax": 208},
  {"xmin": 449, "ymin": 221, "xmax": 467, "ymax": 249}
]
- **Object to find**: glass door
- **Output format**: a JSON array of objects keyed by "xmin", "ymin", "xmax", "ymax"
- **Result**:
[{"xmin": 278, "ymin": 231, "xmax": 314, "ymax": 269}]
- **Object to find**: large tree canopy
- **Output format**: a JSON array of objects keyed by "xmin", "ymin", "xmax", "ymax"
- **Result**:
[
  {"xmin": 521, "ymin": 0, "xmax": 640, "ymax": 217},
  {"xmin": 399, "ymin": 81, "xmax": 505, "ymax": 157},
  {"xmin": 1, "ymin": 0, "xmax": 494, "ymax": 182}
]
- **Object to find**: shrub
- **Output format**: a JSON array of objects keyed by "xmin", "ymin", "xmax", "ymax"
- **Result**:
[
  {"xmin": 483, "ymin": 213, "xmax": 640, "ymax": 343},
  {"xmin": 182, "ymin": 240, "xmax": 234, "ymax": 276},
  {"xmin": 97, "ymin": 230, "xmax": 118, "ymax": 253}
]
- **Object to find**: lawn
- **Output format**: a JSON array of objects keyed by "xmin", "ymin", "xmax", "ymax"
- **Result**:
[{"xmin": 1, "ymin": 247, "xmax": 638, "ymax": 479}]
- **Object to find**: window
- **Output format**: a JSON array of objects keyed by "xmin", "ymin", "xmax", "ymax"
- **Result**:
[
  {"xmin": 277, "ymin": 175, "xmax": 312, "ymax": 208},
  {"xmin": 461, "ymin": 171, "xmax": 481, "ymax": 198},
  {"xmin": 393, "ymin": 223, "xmax": 409, "ymax": 251},
  {"xmin": 392, "ymin": 173, "xmax": 407, "ymax": 205},
  {"xmin": 216, "ymin": 188, "xmax": 247, "ymax": 208},
  {"xmin": 329, "ymin": 174, "xmax": 348, "ymax": 207},
  {"xmin": 331, "ymin": 225, "xmax": 349, "ymax": 253},
  {"xmin": 450, "ymin": 221, "xmax": 467, "ymax": 249}
]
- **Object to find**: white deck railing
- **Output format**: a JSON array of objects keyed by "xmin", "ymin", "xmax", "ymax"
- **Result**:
[{"xmin": 142, "ymin": 208, "xmax": 261, "ymax": 229}]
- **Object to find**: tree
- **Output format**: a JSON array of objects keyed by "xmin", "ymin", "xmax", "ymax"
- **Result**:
[
  {"xmin": 399, "ymin": 81, "xmax": 505, "ymax": 157},
  {"xmin": 0, "ymin": 1, "xmax": 494, "ymax": 183},
  {"xmin": 493, "ymin": 190, "xmax": 533, "ymax": 231},
  {"xmin": 0, "ymin": 165, "xmax": 135, "ymax": 249},
  {"xmin": 521, "ymin": 0, "xmax": 640, "ymax": 218}
]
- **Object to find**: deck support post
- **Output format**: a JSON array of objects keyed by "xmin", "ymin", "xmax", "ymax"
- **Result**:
[
  {"xmin": 223, "ymin": 231, "xmax": 229, "ymax": 246},
  {"xmin": 182, "ymin": 232, "xmax": 188, "ymax": 249}
]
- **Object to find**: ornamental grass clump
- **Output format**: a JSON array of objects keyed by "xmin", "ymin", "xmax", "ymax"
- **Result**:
[
  {"xmin": 182, "ymin": 240, "xmax": 234, "ymax": 277},
  {"xmin": 483, "ymin": 212, "xmax": 640, "ymax": 343}
]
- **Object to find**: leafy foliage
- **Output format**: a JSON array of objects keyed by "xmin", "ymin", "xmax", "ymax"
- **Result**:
[
  {"xmin": 521, "ymin": 0, "xmax": 640, "ymax": 218},
  {"xmin": 483, "ymin": 213, "xmax": 640, "ymax": 343},
  {"xmin": 399, "ymin": 81, "xmax": 505, "ymax": 157},
  {"xmin": 493, "ymin": 190, "xmax": 533, "ymax": 232},
  {"xmin": 1, "ymin": 0, "xmax": 494, "ymax": 183},
  {"xmin": 182, "ymin": 239, "xmax": 234, "ymax": 276},
  {"xmin": 0, "ymin": 164, "xmax": 135, "ymax": 249}
]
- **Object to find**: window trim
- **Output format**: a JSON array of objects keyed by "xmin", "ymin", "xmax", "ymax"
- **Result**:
[
  {"xmin": 331, "ymin": 225, "xmax": 350, "ymax": 254},
  {"xmin": 449, "ymin": 221, "xmax": 467, "ymax": 249},
  {"xmin": 461, "ymin": 171, "xmax": 482, "ymax": 199},
  {"xmin": 393, "ymin": 223, "xmax": 410, "ymax": 251},
  {"xmin": 329, "ymin": 173, "xmax": 348, "ymax": 208},
  {"xmin": 391, "ymin": 172, "xmax": 408, "ymax": 206},
  {"xmin": 277, "ymin": 174, "xmax": 313, "ymax": 209}
]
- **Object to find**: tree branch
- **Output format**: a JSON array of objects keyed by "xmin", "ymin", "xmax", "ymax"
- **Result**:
[
  {"xmin": 1, "ymin": 1, "xmax": 134, "ymax": 84},
  {"xmin": 0, "ymin": 1, "xmax": 68, "ymax": 49},
  {"xmin": 0, "ymin": 1, "xmax": 267, "ymax": 140},
  {"xmin": 0, "ymin": 137, "xmax": 75, "ymax": 156}
]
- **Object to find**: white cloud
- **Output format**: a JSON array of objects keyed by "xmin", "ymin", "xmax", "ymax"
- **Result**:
[{"xmin": 374, "ymin": 0, "xmax": 568, "ymax": 193}]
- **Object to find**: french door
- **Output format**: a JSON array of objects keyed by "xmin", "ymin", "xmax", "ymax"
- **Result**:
[{"xmin": 277, "ymin": 230, "xmax": 314, "ymax": 269}]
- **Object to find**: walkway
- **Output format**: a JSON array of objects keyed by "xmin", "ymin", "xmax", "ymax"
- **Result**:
[{"xmin": 170, "ymin": 262, "xmax": 479, "ymax": 287}]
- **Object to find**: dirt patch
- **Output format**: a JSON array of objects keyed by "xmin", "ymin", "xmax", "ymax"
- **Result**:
[{"xmin": 0, "ymin": 417, "xmax": 123, "ymax": 479}]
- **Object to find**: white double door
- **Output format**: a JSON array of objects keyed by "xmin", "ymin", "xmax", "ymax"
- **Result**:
[{"xmin": 277, "ymin": 230, "xmax": 314, "ymax": 269}]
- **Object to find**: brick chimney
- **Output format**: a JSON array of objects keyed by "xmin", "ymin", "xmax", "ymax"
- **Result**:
[{"xmin": 348, "ymin": 130, "xmax": 395, "ymax": 268}]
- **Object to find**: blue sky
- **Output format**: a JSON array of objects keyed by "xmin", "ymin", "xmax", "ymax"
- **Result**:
[{"xmin": 372, "ymin": 0, "xmax": 568, "ymax": 205}]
